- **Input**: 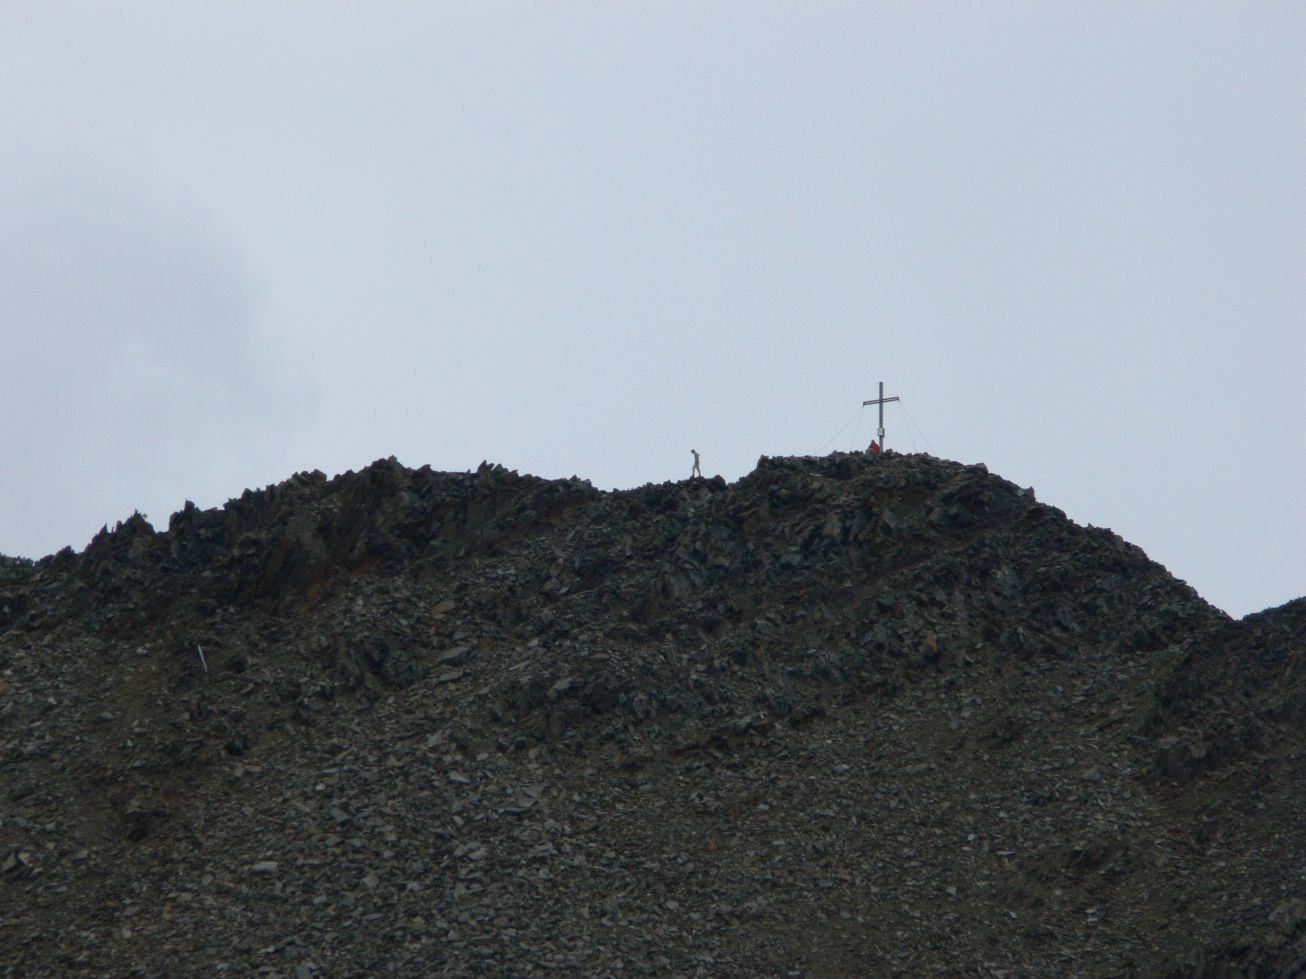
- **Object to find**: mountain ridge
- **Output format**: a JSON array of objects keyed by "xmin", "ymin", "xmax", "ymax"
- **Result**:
[{"xmin": 2, "ymin": 451, "xmax": 1302, "ymax": 977}]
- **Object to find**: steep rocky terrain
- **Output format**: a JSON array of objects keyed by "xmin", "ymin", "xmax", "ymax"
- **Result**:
[{"xmin": 1, "ymin": 451, "xmax": 1302, "ymax": 977}]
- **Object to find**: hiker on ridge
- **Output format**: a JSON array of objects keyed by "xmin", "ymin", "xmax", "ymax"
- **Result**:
[{"xmin": 691, "ymin": 449, "xmax": 702, "ymax": 478}]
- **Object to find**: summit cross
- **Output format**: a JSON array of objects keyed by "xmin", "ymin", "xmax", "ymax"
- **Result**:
[{"xmin": 862, "ymin": 381, "xmax": 900, "ymax": 450}]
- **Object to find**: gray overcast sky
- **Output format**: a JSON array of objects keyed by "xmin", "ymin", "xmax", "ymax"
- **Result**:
[{"xmin": 2, "ymin": 3, "xmax": 1302, "ymax": 617}]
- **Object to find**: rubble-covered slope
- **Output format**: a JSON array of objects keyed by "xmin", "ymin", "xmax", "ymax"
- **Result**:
[{"xmin": 1, "ymin": 451, "xmax": 1301, "ymax": 977}]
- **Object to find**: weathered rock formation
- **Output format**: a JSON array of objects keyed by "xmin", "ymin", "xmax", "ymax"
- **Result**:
[{"xmin": 1, "ymin": 451, "xmax": 1301, "ymax": 977}]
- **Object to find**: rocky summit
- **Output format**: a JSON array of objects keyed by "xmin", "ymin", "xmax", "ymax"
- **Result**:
[{"xmin": 1, "ymin": 451, "xmax": 1303, "ymax": 978}]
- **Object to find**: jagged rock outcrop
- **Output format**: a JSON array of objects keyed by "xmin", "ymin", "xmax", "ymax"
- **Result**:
[{"xmin": 0, "ymin": 451, "xmax": 1300, "ymax": 977}]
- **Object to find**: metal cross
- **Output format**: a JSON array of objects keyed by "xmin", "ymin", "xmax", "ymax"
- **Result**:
[{"xmin": 862, "ymin": 381, "xmax": 900, "ymax": 450}]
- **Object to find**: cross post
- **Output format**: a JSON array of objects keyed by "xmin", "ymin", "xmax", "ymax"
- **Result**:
[{"xmin": 862, "ymin": 381, "xmax": 900, "ymax": 450}]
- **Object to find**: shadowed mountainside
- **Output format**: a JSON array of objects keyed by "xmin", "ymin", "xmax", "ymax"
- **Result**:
[{"xmin": 1, "ymin": 451, "xmax": 1302, "ymax": 977}]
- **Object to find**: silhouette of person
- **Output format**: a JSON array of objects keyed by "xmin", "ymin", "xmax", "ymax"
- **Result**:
[{"xmin": 691, "ymin": 449, "xmax": 702, "ymax": 478}]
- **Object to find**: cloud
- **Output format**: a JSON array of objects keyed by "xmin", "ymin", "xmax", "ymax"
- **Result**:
[{"xmin": 0, "ymin": 150, "xmax": 313, "ymax": 557}]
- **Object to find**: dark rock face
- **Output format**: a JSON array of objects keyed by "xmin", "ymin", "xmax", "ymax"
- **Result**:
[{"xmin": 0, "ymin": 451, "xmax": 1300, "ymax": 977}]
